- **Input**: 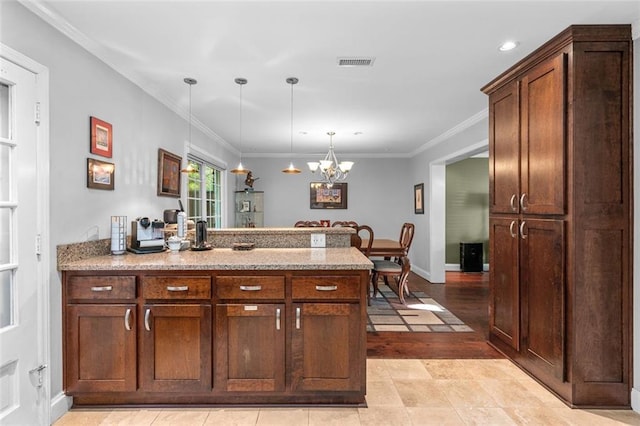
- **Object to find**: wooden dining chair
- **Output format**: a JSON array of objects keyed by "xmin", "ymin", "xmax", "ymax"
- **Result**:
[
  {"xmin": 294, "ymin": 220, "xmax": 323, "ymax": 227},
  {"xmin": 352, "ymin": 225, "xmax": 374, "ymax": 305},
  {"xmin": 370, "ymin": 255, "xmax": 411, "ymax": 304},
  {"xmin": 371, "ymin": 222, "xmax": 415, "ymax": 304}
]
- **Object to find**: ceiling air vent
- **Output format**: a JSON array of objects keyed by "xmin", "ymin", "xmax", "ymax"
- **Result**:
[{"xmin": 337, "ymin": 57, "xmax": 376, "ymax": 67}]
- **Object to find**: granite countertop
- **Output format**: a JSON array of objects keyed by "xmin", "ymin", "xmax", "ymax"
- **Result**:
[{"xmin": 59, "ymin": 247, "xmax": 373, "ymax": 271}]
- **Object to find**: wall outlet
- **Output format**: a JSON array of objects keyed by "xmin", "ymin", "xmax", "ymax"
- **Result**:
[{"xmin": 310, "ymin": 233, "xmax": 326, "ymax": 248}]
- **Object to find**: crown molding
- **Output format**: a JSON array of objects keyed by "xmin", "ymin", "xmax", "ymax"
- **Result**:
[
  {"xmin": 411, "ymin": 108, "xmax": 488, "ymax": 157},
  {"xmin": 18, "ymin": 0, "xmax": 240, "ymax": 157}
]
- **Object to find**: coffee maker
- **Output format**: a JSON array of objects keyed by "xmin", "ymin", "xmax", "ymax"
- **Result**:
[{"xmin": 129, "ymin": 217, "xmax": 165, "ymax": 253}]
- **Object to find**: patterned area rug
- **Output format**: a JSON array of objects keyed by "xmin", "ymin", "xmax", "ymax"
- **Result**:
[{"xmin": 367, "ymin": 284, "xmax": 473, "ymax": 332}]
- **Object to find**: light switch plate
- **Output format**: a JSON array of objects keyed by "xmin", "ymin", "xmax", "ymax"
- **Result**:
[{"xmin": 310, "ymin": 233, "xmax": 326, "ymax": 248}]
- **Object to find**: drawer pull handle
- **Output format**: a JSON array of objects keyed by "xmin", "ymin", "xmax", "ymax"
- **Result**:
[
  {"xmin": 144, "ymin": 309, "xmax": 151, "ymax": 331},
  {"xmin": 510, "ymin": 194, "xmax": 517, "ymax": 212},
  {"xmin": 240, "ymin": 285, "xmax": 262, "ymax": 291},
  {"xmin": 316, "ymin": 285, "xmax": 337, "ymax": 291},
  {"xmin": 296, "ymin": 307, "xmax": 301, "ymax": 329},
  {"xmin": 276, "ymin": 308, "xmax": 281, "ymax": 330},
  {"xmin": 167, "ymin": 286, "xmax": 188, "ymax": 292},
  {"xmin": 124, "ymin": 309, "xmax": 132, "ymax": 331},
  {"xmin": 90, "ymin": 286, "xmax": 112, "ymax": 292}
]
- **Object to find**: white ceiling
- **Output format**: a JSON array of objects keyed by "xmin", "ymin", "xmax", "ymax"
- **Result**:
[{"xmin": 22, "ymin": 1, "xmax": 640, "ymax": 157}]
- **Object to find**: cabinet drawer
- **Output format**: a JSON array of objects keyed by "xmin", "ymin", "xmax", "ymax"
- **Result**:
[
  {"xmin": 216, "ymin": 276, "xmax": 285, "ymax": 300},
  {"xmin": 67, "ymin": 275, "xmax": 136, "ymax": 300},
  {"xmin": 292, "ymin": 276, "xmax": 360, "ymax": 300},
  {"xmin": 142, "ymin": 276, "xmax": 211, "ymax": 299}
]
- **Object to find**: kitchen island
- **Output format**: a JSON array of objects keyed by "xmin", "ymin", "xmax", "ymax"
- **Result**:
[{"xmin": 59, "ymin": 244, "xmax": 372, "ymax": 406}]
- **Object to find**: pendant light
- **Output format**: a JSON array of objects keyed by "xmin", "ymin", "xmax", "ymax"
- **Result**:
[
  {"xmin": 282, "ymin": 77, "xmax": 301, "ymax": 174},
  {"xmin": 230, "ymin": 77, "xmax": 249, "ymax": 175},
  {"xmin": 180, "ymin": 77, "xmax": 197, "ymax": 173}
]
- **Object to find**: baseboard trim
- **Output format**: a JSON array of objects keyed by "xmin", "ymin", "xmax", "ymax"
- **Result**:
[
  {"xmin": 411, "ymin": 265, "xmax": 430, "ymax": 281},
  {"xmin": 51, "ymin": 392, "xmax": 72, "ymax": 424},
  {"xmin": 631, "ymin": 388, "xmax": 640, "ymax": 413},
  {"xmin": 446, "ymin": 263, "xmax": 490, "ymax": 272}
]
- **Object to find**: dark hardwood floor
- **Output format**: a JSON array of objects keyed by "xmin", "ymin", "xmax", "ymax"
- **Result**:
[{"xmin": 367, "ymin": 271, "xmax": 502, "ymax": 359}]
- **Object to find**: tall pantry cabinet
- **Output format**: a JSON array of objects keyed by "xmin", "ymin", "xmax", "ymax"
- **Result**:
[{"xmin": 481, "ymin": 25, "xmax": 632, "ymax": 407}]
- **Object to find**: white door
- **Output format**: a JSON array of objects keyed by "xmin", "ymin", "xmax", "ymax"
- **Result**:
[{"xmin": 0, "ymin": 57, "xmax": 47, "ymax": 425}]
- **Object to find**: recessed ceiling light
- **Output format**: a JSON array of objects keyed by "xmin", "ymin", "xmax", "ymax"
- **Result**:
[{"xmin": 499, "ymin": 41, "xmax": 519, "ymax": 52}]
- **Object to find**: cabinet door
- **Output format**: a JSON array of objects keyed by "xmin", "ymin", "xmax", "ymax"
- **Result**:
[
  {"xmin": 520, "ymin": 219, "xmax": 565, "ymax": 380},
  {"xmin": 140, "ymin": 304, "xmax": 212, "ymax": 392},
  {"xmin": 65, "ymin": 304, "xmax": 137, "ymax": 393},
  {"xmin": 488, "ymin": 218, "xmax": 520, "ymax": 351},
  {"xmin": 489, "ymin": 81, "xmax": 520, "ymax": 214},
  {"xmin": 215, "ymin": 304, "xmax": 285, "ymax": 392},
  {"xmin": 520, "ymin": 53, "xmax": 565, "ymax": 215},
  {"xmin": 291, "ymin": 303, "xmax": 362, "ymax": 392}
]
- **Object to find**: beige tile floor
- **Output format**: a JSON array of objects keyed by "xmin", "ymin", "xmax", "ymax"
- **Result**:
[{"xmin": 54, "ymin": 359, "xmax": 640, "ymax": 426}]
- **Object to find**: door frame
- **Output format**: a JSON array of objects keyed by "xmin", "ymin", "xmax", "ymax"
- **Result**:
[
  {"xmin": 0, "ymin": 43, "xmax": 51, "ymax": 424},
  {"xmin": 428, "ymin": 139, "xmax": 488, "ymax": 283}
]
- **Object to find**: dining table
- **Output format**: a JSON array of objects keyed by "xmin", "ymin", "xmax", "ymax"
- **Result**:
[{"xmin": 361, "ymin": 238, "xmax": 405, "ymax": 258}]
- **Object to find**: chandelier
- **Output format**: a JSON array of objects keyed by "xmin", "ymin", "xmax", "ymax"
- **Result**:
[{"xmin": 307, "ymin": 132, "xmax": 354, "ymax": 187}]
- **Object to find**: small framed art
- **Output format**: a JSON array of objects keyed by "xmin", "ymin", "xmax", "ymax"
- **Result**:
[
  {"xmin": 90, "ymin": 116, "xmax": 113, "ymax": 158},
  {"xmin": 87, "ymin": 158, "xmax": 115, "ymax": 190},
  {"xmin": 157, "ymin": 148, "xmax": 182, "ymax": 197},
  {"xmin": 414, "ymin": 183, "xmax": 424, "ymax": 214},
  {"xmin": 310, "ymin": 182, "xmax": 348, "ymax": 209}
]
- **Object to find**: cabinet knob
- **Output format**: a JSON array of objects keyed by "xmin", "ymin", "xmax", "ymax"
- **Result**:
[
  {"xmin": 296, "ymin": 307, "xmax": 301, "ymax": 329},
  {"xmin": 509, "ymin": 221, "xmax": 517, "ymax": 238},
  {"xmin": 510, "ymin": 194, "xmax": 518, "ymax": 212},
  {"xmin": 276, "ymin": 308, "xmax": 281, "ymax": 330}
]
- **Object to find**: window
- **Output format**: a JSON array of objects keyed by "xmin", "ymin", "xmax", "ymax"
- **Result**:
[{"xmin": 186, "ymin": 156, "xmax": 223, "ymax": 228}]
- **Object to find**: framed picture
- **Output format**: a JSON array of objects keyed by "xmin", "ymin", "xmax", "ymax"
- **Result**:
[
  {"xmin": 87, "ymin": 158, "xmax": 114, "ymax": 190},
  {"xmin": 240, "ymin": 200, "xmax": 251, "ymax": 212},
  {"xmin": 157, "ymin": 148, "xmax": 182, "ymax": 197},
  {"xmin": 90, "ymin": 116, "xmax": 113, "ymax": 158},
  {"xmin": 414, "ymin": 183, "xmax": 424, "ymax": 214},
  {"xmin": 310, "ymin": 182, "xmax": 348, "ymax": 209}
]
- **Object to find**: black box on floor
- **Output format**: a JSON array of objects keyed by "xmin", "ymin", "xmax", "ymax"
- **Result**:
[{"xmin": 460, "ymin": 242, "xmax": 483, "ymax": 272}]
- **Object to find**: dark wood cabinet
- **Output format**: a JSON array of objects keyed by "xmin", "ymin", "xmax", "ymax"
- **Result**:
[
  {"xmin": 483, "ymin": 25, "xmax": 632, "ymax": 408},
  {"xmin": 291, "ymin": 302, "xmax": 361, "ymax": 392},
  {"xmin": 62, "ymin": 268, "xmax": 368, "ymax": 405},
  {"xmin": 65, "ymin": 304, "xmax": 137, "ymax": 393},
  {"xmin": 139, "ymin": 275, "xmax": 213, "ymax": 393},
  {"xmin": 140, "ymin": 303, "xmax": 212, "ymax": 392},
  {"xmin": 64, "ymin": 275, "xmax": 137, "ymax": 393},
  {"xmin": 215, "ymin": 303, "xmax": 285, "ymax": 392}
]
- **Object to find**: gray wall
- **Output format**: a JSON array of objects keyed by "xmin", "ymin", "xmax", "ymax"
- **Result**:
[
  {"xmin": 243, "ymin": 156, "xmax": 412, "ymax": 240},
  {"xmin": 445, "ymin": 158, "xmax": 489, "ymax": 264},
  {"xmin": 1, "ymin": 2, "xmax": 239, "ymax": 404}
]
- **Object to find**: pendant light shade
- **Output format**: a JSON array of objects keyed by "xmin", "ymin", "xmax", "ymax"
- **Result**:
[
  {"xmin": 230, "ymin": 77, "xmax": 249, "ymax": 175},
  {"xmin": 282, "ymin": 77, "xmax": 301, "ymax": 174},
  {"xmin": 181, "ymin": 77, "xmax": 197, "ymax": 174}
]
